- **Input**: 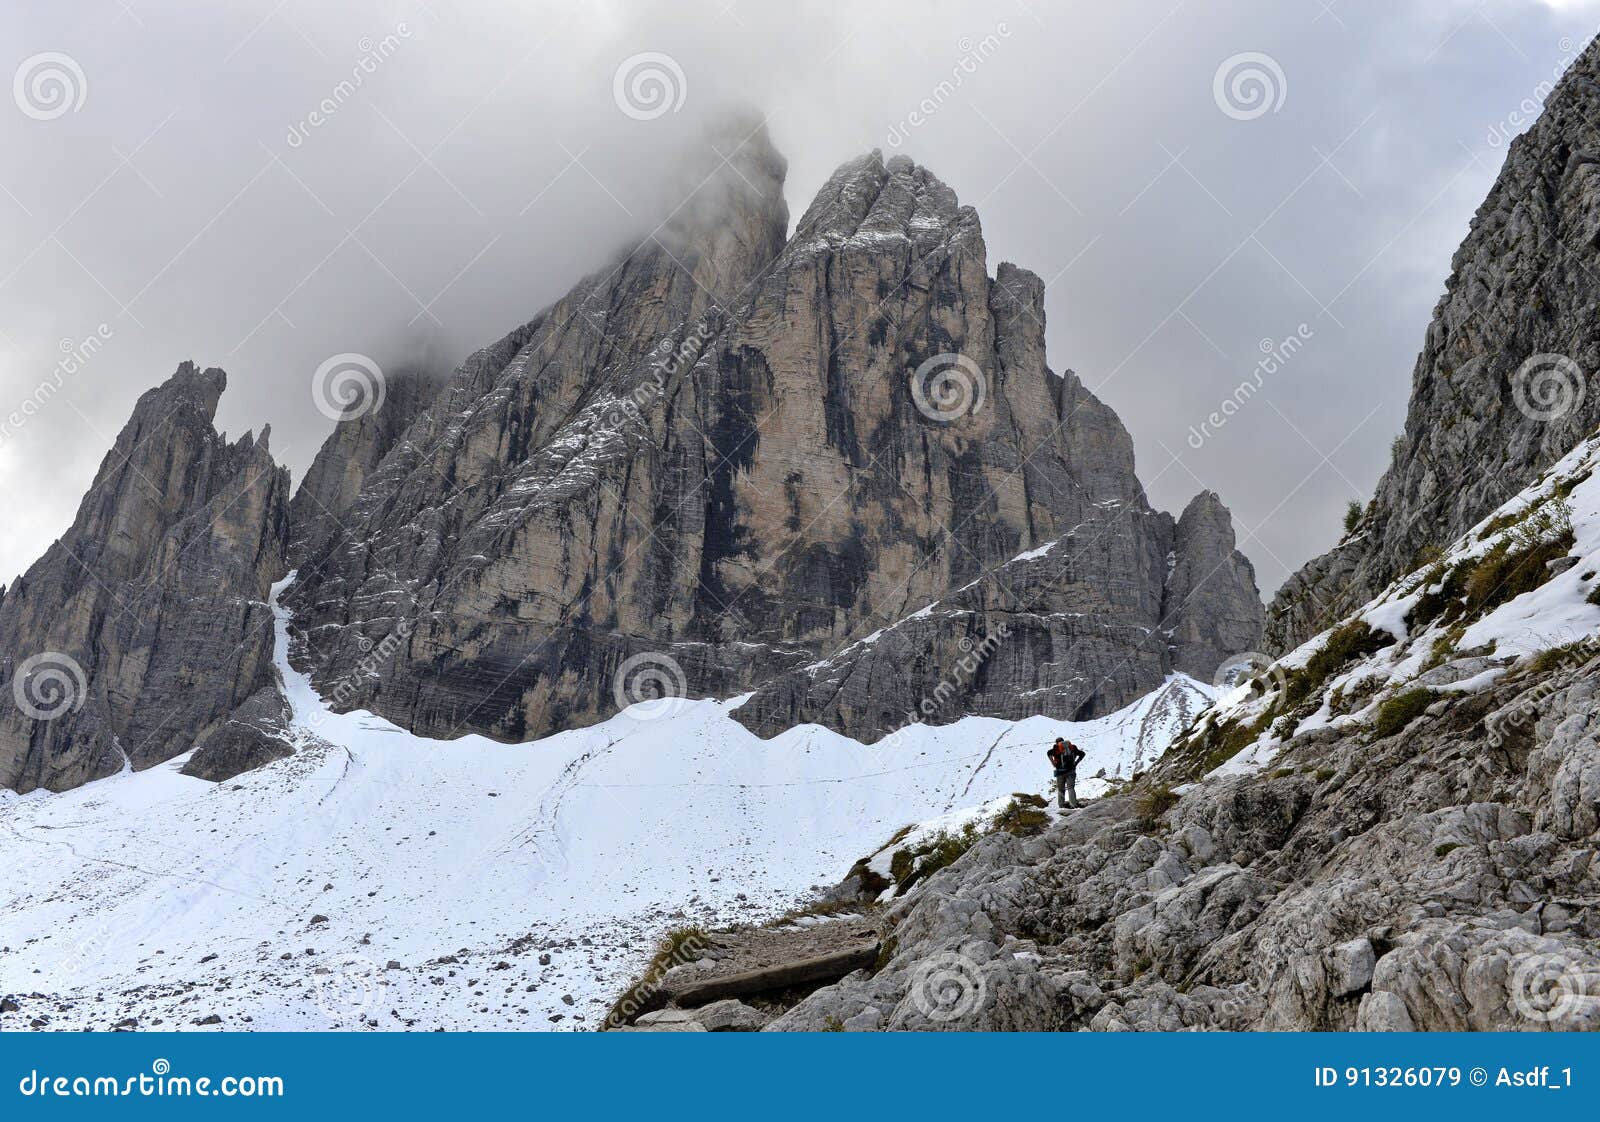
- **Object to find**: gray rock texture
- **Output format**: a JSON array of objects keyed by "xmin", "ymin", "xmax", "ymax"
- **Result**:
[
  {"xmin": 768, "ymin": 665, "xmax": 1600, "ymax": 1031},
  {"xmin": 731, "ymin": 490, "xmax": 1259, "ymax": 739},
  {"xmin": 288, "ymin": 368, "xmax": 450, "ymax": 572},
  {"xmin": 0, "ymin": 364, "xmax": 290, "ymax": 792},
  {"xmin": 282, "ymin": 129, "xmax": 1262, "ymax": 745},
  {"xmin": 1267, "ymin": 37, "xmax": 1600, "ymax": 651},
  {"xmin": 180, "ymin": 685, "xmax": 296, "ymax": 782}
]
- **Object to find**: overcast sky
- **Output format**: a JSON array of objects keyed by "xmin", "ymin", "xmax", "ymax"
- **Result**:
[{"xmin": 3, "ymin": 0, "xmax": 1599, "ymax": 595}]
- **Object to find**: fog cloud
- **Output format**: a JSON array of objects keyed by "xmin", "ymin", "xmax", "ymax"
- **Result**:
[{"xmin": 3, "ymin": 0, "xmax": 1598, "ymax": 593}]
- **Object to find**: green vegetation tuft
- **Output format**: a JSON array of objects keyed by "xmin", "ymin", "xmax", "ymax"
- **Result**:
[
  {"xmin": 604, "ymin": 924, "xmax": 708, "ymax": 1028},
  {"xmin": 1409, "ymin": 514, "xmax": 1574, "ymax": 633},
  {"xmin": 1189, "ymin": 710, "xmax": 1273, "ymax": 775},
  {"xmin": 1282, "ymin": 621, "xmax": 1394, "ymax": 707},
  {"xmin": 992, "ymin": 793, "xmax": 1051, "ymax": 837},
  {"xmin": 1344, "ymin": 501, "xmax": 1364, "ymax": 534},
  {"xmin": 1136, "ymin": 784, "xmax": 1180, "ymax": 829},
  {"xmin": 1526, "ymin": 640, "xmax": 1600, "ymax": 677},
  {"xmin": 1374, "ymin": 688, "xmax": 1437, "ymax": 739},
  {"xmin": 873, "ymin": 934, "xmax": 899, "ymax": 973},
  {"xmin": 887, "ymin": 822, "xmax": 981, "ymax": 895}
]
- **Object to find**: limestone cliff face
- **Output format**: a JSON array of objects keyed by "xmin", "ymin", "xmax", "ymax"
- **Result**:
[
  {"xmin": 0, "ymin": 364, "xmax": 290, "ymax": 792},
  {"xmin": 287, "ymin": 368, "xmax": 450, "ymax": 572},
  {"xmin": 1267, "ymin": 38, "xmax": 1600, "ymax": 650},
  {"xmin": 284, "ymin": 134, "xmax": 1263, "ymax": 745}
]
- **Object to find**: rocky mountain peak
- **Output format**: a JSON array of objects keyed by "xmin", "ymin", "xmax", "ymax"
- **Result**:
[
  {"xmin": 270, "ymin": 130, "xmax": 1261, "ymax": 747},
  {"xmin": 4, "ymin": 131, "xmax": 1263, "ymax": 790},
  {"xmin": 0, "ymin": 364, "xmax": 290, "ymax": 792},
  {"xmin": 791, "ymin": 150, "xmax": 980, "ymax": 261}
]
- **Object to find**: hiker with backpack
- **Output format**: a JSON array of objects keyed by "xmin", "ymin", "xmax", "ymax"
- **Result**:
[{"xmin": 1048, "ymin": 736, "xmax": 1087, "ymax": 809}]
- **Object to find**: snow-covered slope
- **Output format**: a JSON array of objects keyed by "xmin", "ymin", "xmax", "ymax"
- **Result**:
[
  {"xmin": 1183, "ymin": 429, "xmax": 1600, "ymax": 780},
  {"xmin": 0, "ymin": 577, "xmax": 1212, "ymax": 1032}
]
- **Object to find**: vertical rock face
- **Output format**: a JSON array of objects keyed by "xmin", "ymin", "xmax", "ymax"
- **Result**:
[
  {"xmin": 0, "ymin": 364, "xmax": 290, "ymax": 792},
  {"xmin": 1268, "ymin": 38, "xmax": 1600, "ymax": 649},
  {"xmin": 287, "ymin": 368, "xmax": 450, "ymax": 571},
  {"xmin": 284, "ymin": 135, "xmax": 1264, "ymax": 745},
  {"xmin": 1163, "ymin": 491, "xmax": 1264, "ymax": 676}
]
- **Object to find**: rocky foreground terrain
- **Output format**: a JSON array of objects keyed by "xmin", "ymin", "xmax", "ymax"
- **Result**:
[{"xmin": 612, "ymin": 429, "xmax": 1600, "ymax": 1032}]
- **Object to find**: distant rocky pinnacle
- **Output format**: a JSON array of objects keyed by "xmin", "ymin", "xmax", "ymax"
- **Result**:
[
  {"xmin": 2, "ymin": 123, "xmax": 1263, "ymax": 791},
  {"xmin": 1268, "ymin": 39, "xmax": 1600, "ymax": 651},
  {"xmin": 0, "ymin": 364, "xmax": 289, "ymax": 792}
]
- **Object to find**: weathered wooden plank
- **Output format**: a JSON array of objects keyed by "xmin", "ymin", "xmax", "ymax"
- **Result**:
[{"xmin": 665, "ymin": 943, "xmax": 880, "ymax": 1008}]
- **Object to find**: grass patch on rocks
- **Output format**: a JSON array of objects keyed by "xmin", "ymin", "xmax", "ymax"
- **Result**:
[
  {"xmin": 1136, "ymin": 784, "xmax": 1180, "ymax": 829},
  {"xmin": 1410, "ymin": 504, "xmax": 1574, "ymax": 631},
  {"xmin": 1373, "ymin": 688, "xmax": 1437, "ymax": 739},
  {"xmin": 887, "ymin": 822, "xmax": 981, "ymax": 895},
  {"xmin": 603, "ymin": 924, "xmax": 708, "ymax": 1028},
  {"xmin": 991, "ymin": 792, "xmax": 1051, "ymax": 837}
]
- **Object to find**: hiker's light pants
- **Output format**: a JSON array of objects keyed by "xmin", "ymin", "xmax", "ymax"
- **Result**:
[{"xmin": 1056, "ymin": 771, "xmax": 1079, "ymax": 809}]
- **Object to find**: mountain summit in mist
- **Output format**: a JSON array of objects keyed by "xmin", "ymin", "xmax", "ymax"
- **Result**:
[{"xmin": 0, "ymin": 122, "xmax": 1262, "ymax": 793}]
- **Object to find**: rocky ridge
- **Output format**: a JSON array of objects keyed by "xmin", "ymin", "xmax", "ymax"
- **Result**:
[
  {"xmin": 1267, "ymin": 36, "xmax": 1600, "ymax": 652},
  {"xmin": 0, "ymin": 365, "xmax": 290, "ymax": 792},
  {"xmin": 1, "ymin": 124, "xmax": 1261, "ymax": 794}
]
